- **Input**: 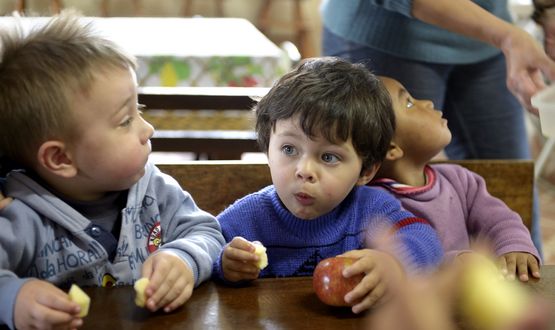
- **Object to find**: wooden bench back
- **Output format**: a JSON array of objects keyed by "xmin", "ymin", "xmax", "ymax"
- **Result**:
[
  {"xmin": 157, "ymin": 159, "xmax": 534, "ymax": 229},
  {"xmin": 139, "ymin": 86, "xmax": 266, "ymax": 158},
  {"xmin": 138, "ymin": 86, "xmax": 268, "ymax": 111}
]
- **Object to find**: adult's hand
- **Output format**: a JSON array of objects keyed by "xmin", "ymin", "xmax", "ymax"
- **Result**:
[
  {"xmin": 500, "ymin": 25, "xmax": 555, "ymax": 114},
  {"xmin": 412, "ymin": 0, "xmax": 555, "ymax": 114}
]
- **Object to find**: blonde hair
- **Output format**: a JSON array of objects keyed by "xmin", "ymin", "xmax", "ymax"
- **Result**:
[{"xmin": 0, "ymin": 10, "xmax": 136, "ymax": 168}]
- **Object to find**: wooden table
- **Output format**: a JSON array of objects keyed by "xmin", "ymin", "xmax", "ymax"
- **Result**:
[
  {"xmin": 527, "ymin": 264, "xmax": 555, "ymax": 305},
  {"xmin": 78, "ymin": 266, "xmax": 555, "ymax": 329},
  {"xmin": 82, "ymin": 276, "xmax": 363, "ymax": 329}
]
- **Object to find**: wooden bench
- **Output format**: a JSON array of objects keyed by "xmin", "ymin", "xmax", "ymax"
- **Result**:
[
  {"xmin": 139, "ymin": 86, "xmax": 268, "ymax": 159},
  {"xmin": 157, "ymin": 159, "xmax": 534, "ymax": 229}
]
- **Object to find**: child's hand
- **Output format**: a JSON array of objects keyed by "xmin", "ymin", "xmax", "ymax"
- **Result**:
[
  {"xmin": 367, "ymin": 260, "xmax": 552, "ymax": 330},
  {"xmin": 221, "ymin": 236, "xmax": 261, "ymax": 282},
  {"xmin": 14, "ymin": 279, "xmax": 83, "ymax": 330},
  {"xmin": 497, "ymin": 252, "xmax": 541, "ymax": 282},
  {"xmin": 141, "ymin": 251, "xmax": 194, "ymax": 313},
  {"xmin": 338, "ymin": 249, "xmax": 405, "ymax": 314},
  {"xmin": 0, "ymin": 190, "xmax": 12, "ymax": 210}
]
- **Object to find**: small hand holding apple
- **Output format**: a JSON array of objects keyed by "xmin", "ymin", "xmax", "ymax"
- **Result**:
[
  {"xmin": 140, "ymin": 251, "xmax": 194, "ymax": 313},
  {"xmin": 14, "ymin": 279, "xmax": 84, "ymax": 330},
  {"xmin": 313, "ymin": 249, "xmax": 405, "ymax": 314},
  {"xmin": 221, "ymin": 236, "xmax": 266, "ymax": 282}
]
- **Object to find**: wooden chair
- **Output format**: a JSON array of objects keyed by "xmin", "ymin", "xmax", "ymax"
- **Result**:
[
  {"xmin": 99, "ymin": 0, "xmax": 142, "ymax": 16},
  {"xmin": 99, "ymin": 0, "xmax": 224, "ymax": 17},
  {"xmin": 139, "ymin": 86, "xmax": 267, "ymax": 159},
  {"xmin": 157, "ymin": 159, "xmax": 534, "ymax": 230},
  {"xmin": 15, "ymin": 0, "xmax": 62, "ymax": 14},
  {"xmin": 182, "ymin": 0, "xmax": 224, "ymax": 17},
  {"xmin": 257, "ymin": 0, "xmax": 309, "ymax": 57}
]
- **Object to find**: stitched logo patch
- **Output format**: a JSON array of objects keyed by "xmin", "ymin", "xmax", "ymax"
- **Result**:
[
  {"xmin": 102, "ymin": 273, "xmax": 117, "ymax": 287},
  {"xmin": 147, "ymin": 221, "xmax": 162, "ymax": 253}
]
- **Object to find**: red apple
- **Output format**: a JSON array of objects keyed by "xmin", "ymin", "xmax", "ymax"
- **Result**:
[{"xmin": 312, "ymin": 256, "xmax": 363, "ymax": 306}]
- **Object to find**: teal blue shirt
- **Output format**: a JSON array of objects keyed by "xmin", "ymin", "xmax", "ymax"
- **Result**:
[{"xmin": 320, "ymin": 0, "xmax": 512, "ymax": 64}]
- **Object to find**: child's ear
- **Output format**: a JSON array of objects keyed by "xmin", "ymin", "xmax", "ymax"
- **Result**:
[
  {"xmin": 385, "ymin": 141, "xmax": 404, "ymax": 161},
  {"xmin": 37, "ymin": 141, "xmax": 77, "ymax": 178},
  {"xmin": 357, "ymin": 163, "xmax": 381, "ymax": 185}
]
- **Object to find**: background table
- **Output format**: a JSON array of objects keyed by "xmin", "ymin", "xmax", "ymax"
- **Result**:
[
  {"xmin": 97, "ymin": 17, "xmax": 290, "ymax": 87},
  {"xmin": 77, "ymin": 266, "xmax": 555, "ymax": 329},
  {"xmin": 0, "ymin": 16, "xmax": 289, "ymax": 88}
]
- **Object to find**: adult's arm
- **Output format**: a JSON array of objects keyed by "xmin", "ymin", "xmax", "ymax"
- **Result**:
[{"xmin": 411, "ymin": 0, "xmax": 555, "ymax": 113}]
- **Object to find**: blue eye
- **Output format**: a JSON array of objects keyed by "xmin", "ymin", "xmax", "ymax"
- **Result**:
[
  {"xmin": 281, "ymin": 145, "xmax": 297, "ymax": 156},
  {"xmin": 322, "ymin": 153, "xmax": 339, "ymax": 163}
]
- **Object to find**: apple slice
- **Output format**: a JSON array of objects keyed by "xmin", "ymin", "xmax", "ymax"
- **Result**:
[
  {"xmin": 134, "ymin": 277, "xmax": 150, "ymax": 308},
  {"xmin": 68, "ymin": 284, "xmax": 90, "ymax": 317},
  {"xmin": 253, "ymin": 243, "xmax": 268, "ymax": 269}
]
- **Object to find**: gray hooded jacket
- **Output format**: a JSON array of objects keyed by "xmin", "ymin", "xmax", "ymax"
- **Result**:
[{"xmin": 0, "ymin": 161, "xmax": 224, "ymax": 328}]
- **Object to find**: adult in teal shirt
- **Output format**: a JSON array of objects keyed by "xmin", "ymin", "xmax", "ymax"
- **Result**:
[{"xmin": 321, "ymin": 0, "xmax": 555, "ymax": 256}]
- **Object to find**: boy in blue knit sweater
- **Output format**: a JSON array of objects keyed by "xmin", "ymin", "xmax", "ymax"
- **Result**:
[{"xmin": 212, "ymin": 57, "xmax": 444, "ymax": 313}]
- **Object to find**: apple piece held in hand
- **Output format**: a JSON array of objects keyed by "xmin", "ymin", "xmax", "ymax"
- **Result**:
[
  {"xmin": 253, "ymin": 242, "xmax": 268, "ymax": 269},
  {"xmin": 312, "ymin": 256, "xmax": 363, "ymax": 307},
  {"xmin": 459, "ymin": 258, "xmax": 530, "ymax": 330},
  {"xmin": 68, "ymin": 284, "xmax": 90, "ymax": 317},
  {"xmin": 134, "ymin": 277, "xmax": 150, "ymax": 308}
]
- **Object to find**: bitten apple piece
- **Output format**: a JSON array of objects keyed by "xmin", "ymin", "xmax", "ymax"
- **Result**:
[
  {"xmin": 134, "ymin": 277, "xmax": 150, "ymax": 308},
  {"xmin": 253, "ymin": 243, "xmax": 268, "ymax": 269},
  {"xmin": 68, "ymin": 284, "xmax": 90, "ymax": 317}
]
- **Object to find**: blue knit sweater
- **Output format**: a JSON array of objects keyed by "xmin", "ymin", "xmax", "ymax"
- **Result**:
[
  {"xmin": 320, "ymin": 0, "xmax": 512, "ymax": 64},
  {"xmin": 213, "ymin": 185, "xmax": 443, "ymax": 281}
]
